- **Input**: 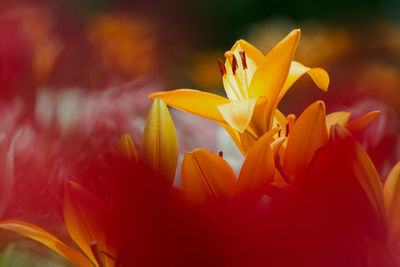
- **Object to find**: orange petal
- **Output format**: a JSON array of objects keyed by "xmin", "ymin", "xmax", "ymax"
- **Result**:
[
  {"xmin": 140, "ymin": 98, "xmax": 178, "ymax": 184},
  {"xmin": 248, "ymin": 29, "xmax": 301, "ymax": 129},
  {"xmin": 271, "ymin": 136, "xmax": 286, "ymax": 156},
  {"xmin": 237, "ymin": 128, "xmax": 279, "ymax": 202},
  {"xmin": 217, "ymin": 122, "xmax": 246, "ymax": 156},
  {"xmin": 117, "ymin": 134, "xmax": 138, "ymax": 162},
  {"xmin": 64, "ymin": 181, "xmax": 112, "ymax": 267},
  {"xmin": 278, "ymin": 61, "xmax": 329, "ymax": 102},
  {"xmin": 346, "ymin": 111, "xmax": 380, "ymax": 135},
  {"xmin": 217, "ymin": 98, "xmax": 258, "ymax": 133},
  {"xmin": 181, "ymin": 148, "xmax": 237, "ymax": 205},
  {"xmin": 0, "ymin": 220, "xmax": 92, "ymax": 267},
  {"xmin": 326, "ymin": 111, "xmax": 351, "ymax": 133},
  {"xmin": 283, "ymin": 101, "xmax": 328, "ymax": 181},
  {"xmin": 149, "ymin": 89, "xmax": 229, "ymax": 122},
  {"xmin": 332, "ymin": 125, "xmax": 386, "ymax": 230},
  {"xmin": 384, "ymin": 162, "xmax": 400, "ymax": 245}
]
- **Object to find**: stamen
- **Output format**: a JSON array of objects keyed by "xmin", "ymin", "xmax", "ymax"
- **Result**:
[
  {"xmin": 274, "ymin": 154, "xmax": 291, "ymax": 184},
  {"xmin": 287, "ymin": 114, "xmax": 295, "ymax": 133},
  {"xmin": 217, "ymin": 58, "xmax": 226, "ymax": 76},
  {"xmin": 218, "ymin": 151, "xmax": 223, "ymax": 158},
  {"xmin": 232, "ymin": 55, "xmax": 238, "ymax": 75},
  {"xmin": 90, "ymin": 241, "xmax": 106, "ymax": 267},
  {"xmin": 239, "ymin": 51, "xmax": 247, "ymax": 69}
]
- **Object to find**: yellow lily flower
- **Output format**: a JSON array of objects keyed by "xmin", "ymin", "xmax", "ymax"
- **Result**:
[{"xmin": 150, "ymin": 29, "xmax": 329, "ymax": 154}]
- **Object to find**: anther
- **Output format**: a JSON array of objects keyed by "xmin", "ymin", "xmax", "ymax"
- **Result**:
[
  {"xmin": 232, "ymin": 55, "xmax": 238, "ymax": 75},
  {"xmin": 218, "ymin": 151, "xmax": 223, "ymax": 158},
  {"xmin": 239, "ymin": 51, "xmax": 247, "ymax": 69},
  {"xmin": 217, "ymin": 58, "xmax": 226, "ymax": 76}
]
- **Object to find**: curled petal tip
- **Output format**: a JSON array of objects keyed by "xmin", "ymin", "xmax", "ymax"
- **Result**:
[{"xmin": 316, "ymin": 100, "xmax": 326, "ymax": 110}]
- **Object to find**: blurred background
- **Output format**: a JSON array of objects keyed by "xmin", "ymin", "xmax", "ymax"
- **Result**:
[{"xmin": 0, "ymin": 0, "xmax": 399, "ymax": 265}]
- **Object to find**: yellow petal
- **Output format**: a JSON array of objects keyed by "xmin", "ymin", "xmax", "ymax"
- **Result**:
[
  {"xmin": 384, "ymin": 162, "xmax": 400, "ymax": 245},
  {"xmin": 237, "ymin": 128, "xmax": 279, "ymax": 201},
  {"xmin": 217, "ymin": 98, "xmax": 258, "ymax": 133},
  {"xmin": 181, "ymin": 148, "xmax": 237, "ymax": 204},
  {"xmin": 64, "ymin": 181, "xmax": 111, "ymax": 267},
  {"xmin": 149, "ymin": 89, "xmax": 229, "ymax": 122},
  {"xmin": 0, "ymin": 220, "xmax": 92, "ymax": 267},
  {"xmin": 229, "ymin": 39, "xmax": 264, "ymax": 66},
  {"xmin": 326, "ymin": 111, "xmax": 351, "ymax": 133},
  {"xmin": 247, "ymin": 96, "xmax": 268, "ymax": 137},
  {"xmin": 277, "ymin": 61, "xmax": 329, "ymax": 102},
  {"xmin": 346, "ymin": 111, "xmax": 380, "ymax": 135},
  {"xmin": 283, "ymin": 101, "xmax": 328, "ymax": 181},
  {"xmin": 117, "ymin": 134, "xmax": 138, "ymax": 162},
  {"xmin": 248, "ymin": 29, "xmax": 301, "ymax": 129},
  {"xmin": 223, "ymin": 40, "xmax": 264, "ymax": 101},
  {"xmin": 140, "ymin": 98, "xmax": 178, "ymax": 184}
]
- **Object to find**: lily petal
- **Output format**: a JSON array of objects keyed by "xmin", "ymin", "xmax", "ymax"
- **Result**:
[
  {"xmin": 117, "ymin": 134, "xmax": 138, "ymax": 162},
  {"xmin": 346, "ymin": 111, "xmax": 380, "ymax": 135},
  {"xmin": 217, "ymin": 122, "xmax": 246, "ymax": 155},
  {"xmin": 64, "ymin": 181, "xmax": 111, "ymax": 267},
  {"xmin": 140, "ymin": 98, "xmax": 178, "ymax": 184},
  {"xmin": 217, "ymin": 97, "xmax": 259, "ymax": 133},
  {"xmin": 384, "ymin": 162, "xmax": 400, "ymax": 245},
  {"xmin": 0, "ymin": 220, "xmax": 92, "ymax": 267},
  {"xmin": 278, "ymin": 61, "xmax": 329, "ymax": 102},
  {"xmin": 229, "ymin": 39, "xmax": 264, "ymax": 66},
  {"xmin": 331, "ymin": 125, "xmax": 386, "ymax": 239},
  {"xmin": 283, "ymin": 101, "xmax": 328, "ymax": 181},
  {"xmin": 326, "ymin": 111, "xmax": 351, "ymax": 133},
  {"xmin": 272, "ymin": 109, "xmax": 289, "ymax": 138},
  {"xmin": 149, "ymin": 89, "xmax": 229, "ymax": 122},
  {"xmin": 237, "ymin": 128, "xmax": 278, "ymax": 203},
  {"xmin": 248, "ymin": 29, "xmax": 301, "ymax": 129},
  {"xmin": 181, "ymin": 148, "xmax": 237, "ymax": 205}
]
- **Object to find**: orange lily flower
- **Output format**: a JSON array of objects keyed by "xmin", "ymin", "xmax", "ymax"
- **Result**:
[
  {"xmin": 0, "ymin": 98, "xmax": 179, "ymax": 266},
  {"xmin": 272, "ymin": 100, "xmax": 381, "ymax": 183},
  {"xmin": 181, "ymin": 128, "xmax": 279, "ymax": 206},
  {"xmin": 150, "ymin": 29, "xmax": 329, "ymax": 155},
  {"xmin": 323, "ymin": 124, "xmax": 400, "ymax": 262},
  {"xmin": 0, "ymin": 181, "xmax": 113, "ymax": 267}
]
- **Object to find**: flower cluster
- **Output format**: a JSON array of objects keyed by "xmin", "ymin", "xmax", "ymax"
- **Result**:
[{"xmin": 0, "ymin": 29, "xmax": 399, "ymax": 267}]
